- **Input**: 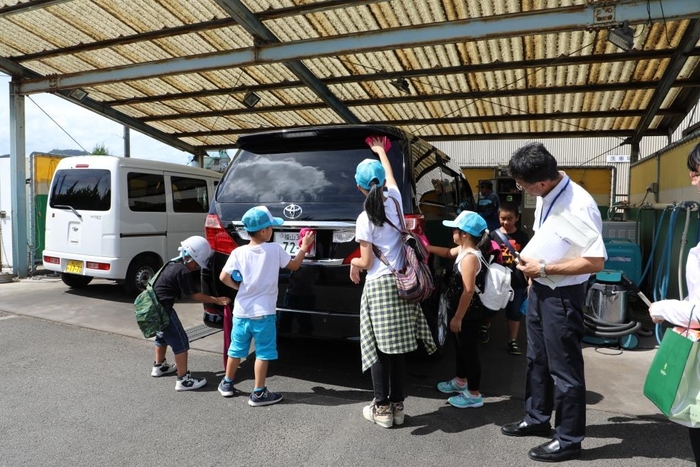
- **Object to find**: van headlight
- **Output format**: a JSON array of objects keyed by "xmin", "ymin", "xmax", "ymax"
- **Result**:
[{"xmin": 333, "ymin": 230, "xmax": 355, "ymax": 243}]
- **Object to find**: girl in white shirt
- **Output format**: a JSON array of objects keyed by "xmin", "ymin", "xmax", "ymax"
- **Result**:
[{"xmin": 350, "ymin": 137, "xmax": 435, "ymax": 429}]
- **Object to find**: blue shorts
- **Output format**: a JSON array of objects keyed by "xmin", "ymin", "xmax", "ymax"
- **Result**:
[
  {"xmin": 154, "ymin": 308, "xmax": 189, "ymax": 355},
  {"xmin": 486, "ymin": 288, "xmax": 527, "ymax": 322},
  {"xmin": 228, "ymin": 315, "xmax": 278, "ymax": 360}
]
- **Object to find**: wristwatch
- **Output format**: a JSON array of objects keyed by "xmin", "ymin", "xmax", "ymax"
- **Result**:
[{"xmin": 539, "ymin": 262, "xmax": 548, "ymax": 278}]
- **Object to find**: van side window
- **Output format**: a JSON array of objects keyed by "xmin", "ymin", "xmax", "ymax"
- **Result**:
[
  {"xmin": 128, "ymin": 173, "xmax": 166, "ymax": 212},
  {"xmin": 171, "ymin": 176, "xmax": 208, "ymax": 213}
]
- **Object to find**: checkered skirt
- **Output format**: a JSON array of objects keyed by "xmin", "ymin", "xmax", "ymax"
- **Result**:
[{"xmin": 360, "ymin": 274, "xmax": 437, "ymax": 372}]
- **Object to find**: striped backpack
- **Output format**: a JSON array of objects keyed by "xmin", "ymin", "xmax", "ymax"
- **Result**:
[{"xmin": 372, "ymin": 198, "xmax": 434, "ymax": 303}]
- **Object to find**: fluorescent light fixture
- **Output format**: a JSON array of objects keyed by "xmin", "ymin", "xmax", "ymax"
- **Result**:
[
  {"xmin": 608, "ymin": 21, "xmax": 634, "ymax": 52},
  {"xmin": 390, "ymin": 77, "xmax": 411, "ymax": 94},
  {"xmin": 68, "ymin": 88, "xmax": 88, "ymax": 101},
  {"xmin": 242, "ymin": 91, "xmax": 261, "ymax": 108}
]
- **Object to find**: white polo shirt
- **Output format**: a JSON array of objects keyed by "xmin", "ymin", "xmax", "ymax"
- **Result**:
[{"xmin": 532, "ymin": 172, "xmax": 607, "ymax": 287}]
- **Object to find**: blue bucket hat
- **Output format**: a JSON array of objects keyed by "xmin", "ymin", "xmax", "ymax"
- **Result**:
[
  {"xmin": 355, "ymin": 159, "xmax": 386, "ymax": 190},
  {"xmin": 241, "ymin": 206, "xmax": 284, "ymax": 232},
  {"xmin": 442, "ymin": 210, "xmax": 488, "ymax": 236}
]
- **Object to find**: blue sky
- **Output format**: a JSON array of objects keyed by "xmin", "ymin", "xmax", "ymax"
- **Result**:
[{"xmin": 0, "ymin": 73, "xmax": 192, "ymax": 165}]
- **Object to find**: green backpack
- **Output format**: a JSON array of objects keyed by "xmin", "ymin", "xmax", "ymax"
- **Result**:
[{"xmin": 133, "ymin": 262, "xmax": 171, "ymax": 338}]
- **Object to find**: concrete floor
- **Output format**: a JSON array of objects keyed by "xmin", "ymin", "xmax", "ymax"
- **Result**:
[{"xmin": 0, "ymin": 271, "xmax": 665, "ymax": 419}]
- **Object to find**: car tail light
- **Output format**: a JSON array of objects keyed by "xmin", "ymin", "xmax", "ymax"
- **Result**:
[
  {"xmin": 44, "ymin": 255, "xmax": 60, "ymax": 264},
  {"xmin": 203, "ymin": 305, "xmax": 222, "ymax": 315},
  {"xmin": 86, "ymin": 262, "xmax": 111, "ymax": 270},
  {"xmin": 205, "ymin": 214, "xmax": 237, "ymax": 255},
  {"xmin": 332, "ymin": 230, "xmax": 355, "ymax": 243},
  {"xmin": 343, "ymin": 246, "xmax": 361, "ymax": 265},
  {"xmin": 404, "ymin": 214, "xmax": 426, "ymax": 234}
]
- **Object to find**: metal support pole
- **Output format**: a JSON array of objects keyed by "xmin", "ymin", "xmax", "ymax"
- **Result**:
[
  {"xmin": 9, "ymin": 80, "xmax": 28, "ymax": 277},
  {"xmin": 123, "ymin": 126, "xmax": 130, "ymax": 158}
]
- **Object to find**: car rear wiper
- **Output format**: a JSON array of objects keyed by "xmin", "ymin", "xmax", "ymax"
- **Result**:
[{"xmin": 54, "ymin": 205, "xmax": 83, "ymax": 221}]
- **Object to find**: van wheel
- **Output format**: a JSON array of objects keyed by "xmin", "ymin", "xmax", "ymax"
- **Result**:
[
  {"xmin": 124, "ymin": 257, "xmax": 162, "ymax": 296},
  {"xmin": 61, "ymin": 273, "xmax": 93, "ymax": 288}
]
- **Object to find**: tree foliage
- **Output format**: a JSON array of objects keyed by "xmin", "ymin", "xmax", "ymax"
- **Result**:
[{"xmin": 91, "ymin": 143, "xmax": 109, "ymax": 155}]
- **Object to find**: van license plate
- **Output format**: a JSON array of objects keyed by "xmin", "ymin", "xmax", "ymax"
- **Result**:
[
  {"xmin": 66, "ymin": 260, "xmax": 83, "ymax": 274},
  {"xmin": 274, "ymin": 232, "xmax": 315, "ymax": 257}
]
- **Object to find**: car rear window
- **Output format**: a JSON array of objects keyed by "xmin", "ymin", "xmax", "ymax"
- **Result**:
[
  {"xmin": 49, "ymin": 169, "xmax": 111, "ymax": 211},
  {"xmin": 217, "ymin": 148, "xmax": 401, "ymax": 204}
]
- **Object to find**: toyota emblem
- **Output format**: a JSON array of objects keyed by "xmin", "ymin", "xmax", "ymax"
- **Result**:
[{"xmin": 283, "ymin": 204, "xmax": 302, "ymax": 219}]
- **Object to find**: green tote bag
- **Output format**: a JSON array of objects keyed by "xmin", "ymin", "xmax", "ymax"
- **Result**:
[{"xmin": 644, "ymin": 326, "xmax": 700, "ymax": 427}]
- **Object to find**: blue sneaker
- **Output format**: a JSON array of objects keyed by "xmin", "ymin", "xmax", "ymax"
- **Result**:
[
  {"xmin": 448, "ymin": 391, "xmax": 484, "ymax": 409},
  {"xmin": 218, "ymin": 378, "xmax": 240, "ymax": 397},
  {"xmin": 248, "ymin": 387, "xmax": 283, "ymax": 407},
  {"xmin": 437, "ymin": 377, "xmax": 467, "ymax": 394}
]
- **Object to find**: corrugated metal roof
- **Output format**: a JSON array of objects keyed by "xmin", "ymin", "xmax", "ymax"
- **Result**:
[{"xmin": 0, "ymin": 0, "xmax": 699, "ymax": 156}]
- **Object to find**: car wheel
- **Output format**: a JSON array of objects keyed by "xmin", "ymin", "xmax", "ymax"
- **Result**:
[
  {"xmin": 124, "ymin": 257, "xmax": 161, "ymax": 296},
  {"xmin": 421, "ymin": 288, "xmax": 449, "ymax": 359},
  {"xmin": 60, "ymin": 273, "xmax": 93, "ymax": 288}
]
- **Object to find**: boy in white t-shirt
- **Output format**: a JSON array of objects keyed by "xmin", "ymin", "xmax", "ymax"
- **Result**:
[{"xmin": 218, "ymin": 205, "xmax": 315, "ymax": 406}]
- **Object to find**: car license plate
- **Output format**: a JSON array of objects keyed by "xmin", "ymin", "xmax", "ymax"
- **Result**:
[
  {"xmin": 274, "ymin": 232, "xmax": 315, "ymax": 257},
  {"xmin": 65, "ymin": 260, "xmax": 83, "ymax": 274}
]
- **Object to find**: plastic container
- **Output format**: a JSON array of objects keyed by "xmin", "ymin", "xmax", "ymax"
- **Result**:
[{"xmin": 603, "ymin": 238, "xmax": 642, "ymax": 285}]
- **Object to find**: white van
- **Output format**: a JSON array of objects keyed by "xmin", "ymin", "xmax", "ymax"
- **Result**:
[{"xmin": 43, "ymin": 156, "xmax": 220, "ymax": 294}]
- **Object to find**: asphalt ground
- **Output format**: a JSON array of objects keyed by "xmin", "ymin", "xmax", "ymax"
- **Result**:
[{"xmin": 0, "ymin": 273, "xmax": 695, "ymax": 466}]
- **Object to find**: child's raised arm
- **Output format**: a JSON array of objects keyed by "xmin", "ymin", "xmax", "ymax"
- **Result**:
[{"xmin": 367, "ymin": 137, "xmax": 397, "ymax": 189}]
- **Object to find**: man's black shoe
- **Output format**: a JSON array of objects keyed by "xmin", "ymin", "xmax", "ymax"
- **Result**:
[
  {"xmin": 528, "ymin": 439, "xmax": 581, "ymax": 463},
  {"xmin": 501, "ymin": 419, "xmax": 552, "ymax": 437}
]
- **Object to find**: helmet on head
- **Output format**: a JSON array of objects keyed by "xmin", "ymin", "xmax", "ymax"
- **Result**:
[{"xmin": 179, "ymin": 236, "xmax": 212, "ymax": 269}]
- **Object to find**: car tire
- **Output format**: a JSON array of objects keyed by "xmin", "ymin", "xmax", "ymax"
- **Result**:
[
  {"xmin": 419, "ymin": 279, "xmax": 450, "ymax": 359},
  {"xmin": 124, "ymin": 256, "xmax": 162, "ymax": 296},
  {"xmin": 60, "ymin": 273, "xmax": 93, "ymax": 288}
]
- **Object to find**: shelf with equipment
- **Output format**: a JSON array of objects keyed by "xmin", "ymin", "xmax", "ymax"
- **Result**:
[{"xmin": 495, "ymin": 177, "xmax": 522, "ymax": 207}]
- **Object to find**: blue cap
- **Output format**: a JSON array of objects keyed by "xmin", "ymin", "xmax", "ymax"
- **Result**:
[
  {"xmin": 355, "ymin": 159, "xmax": 386, "ymax": 190},
  {"xmin": 241, "ymin": 206, "xmax": 284, "ymax": 232},
  {"xmin": 442, "ymin": 210, "xmax": 488, "ymax": 236}
]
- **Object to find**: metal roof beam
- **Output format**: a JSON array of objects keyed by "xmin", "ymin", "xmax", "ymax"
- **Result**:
[
  {"xmin": 196, "ymin": 129, "xmax": 669, "ymax": 150},
  {"xmin": 140, "ymin": 80, "xmax": 697, "ymax": 122},
  {"xmin": 0, "ymin": 56, "xmax": 27, "ymax": 76},
  {"xmin": 631, "ymin": 19, "xmax": 700, "ymax": 146},
  {"xmin": 104, "ymin": 48, "xmax": 700, "ymax": 106},
  {"xmin": 658, "ymin": 65, "xmax": 700, "ymax": 133},
  {"xmin": 18, "ymin": 0, "xmax": 700, "ymax": 94},
  {"xmin": 257, "ymin": 0, "xmax": 388, "ymax": 21},
  {"xmin": 0, "ymin": 58, "xmax": 197, "ymax": 154},
  {"xmin": 0, "ymin": 0, "xmax": 70, "ymax": 17},
  {"xmin": 213, "ymin": 0, "xmax": 358, "ymax": 123},
  {"xmin": 175, "ymin": 109, "xmax": 684, "ymax": 138}
]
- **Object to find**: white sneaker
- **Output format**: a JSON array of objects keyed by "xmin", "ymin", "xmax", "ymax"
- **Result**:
[
  {"xmin": 151, "ymin": 359, "xmax": 177, "ymax": 377},
  {"xmin": 175, "ymin": 371, "xmax": 207, "ymax": 391},
  {"xmin": 363, "ymin": 401, "xmax": 393, "ymax": 428},
  {"xmin": 392, "ymin": 402, "xmax": 405, "ymax": 426}
]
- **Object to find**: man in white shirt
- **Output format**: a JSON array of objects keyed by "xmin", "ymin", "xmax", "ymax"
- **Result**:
[{"xmin": 500, "ymin": 143, "xmax": 606, "ymax": 463}]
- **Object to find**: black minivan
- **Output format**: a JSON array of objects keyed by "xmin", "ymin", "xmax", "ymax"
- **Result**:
[{"xmin": 201, "ymin": 125, "xmax": 474, "ymax": 355}]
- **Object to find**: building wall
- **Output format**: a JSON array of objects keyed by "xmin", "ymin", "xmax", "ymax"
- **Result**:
[
  {"xmin": 432, "ymin": 98, "xmax": 700, "ymax": 206},
  {"xmin": 0, "ymin": 157, "xmax": 13, "ymax": 268}
]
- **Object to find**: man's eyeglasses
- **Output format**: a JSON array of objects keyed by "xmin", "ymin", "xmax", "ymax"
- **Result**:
[
  {"xmin": 690, "ymin": 171, "xmax": 700, "ymax": 180},
  {"xmin": 515, "ymin": 181, "xmax": 534, "ymax": 191}
]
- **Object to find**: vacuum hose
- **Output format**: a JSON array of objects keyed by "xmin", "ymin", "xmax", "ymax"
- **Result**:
[{"xmin": 583, "ymin": 316, "xmax": 642, "ymax": 338}]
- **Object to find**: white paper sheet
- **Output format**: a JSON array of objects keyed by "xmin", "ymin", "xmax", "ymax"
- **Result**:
[{"xmin": 520, "ymin": 206, "xmax": 600, "ymax": 288}]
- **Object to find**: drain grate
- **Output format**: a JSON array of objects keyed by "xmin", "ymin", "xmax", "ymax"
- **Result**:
[{"xmin": 185, "ymin": 324, "xmax": 221, "ymax": 342}]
